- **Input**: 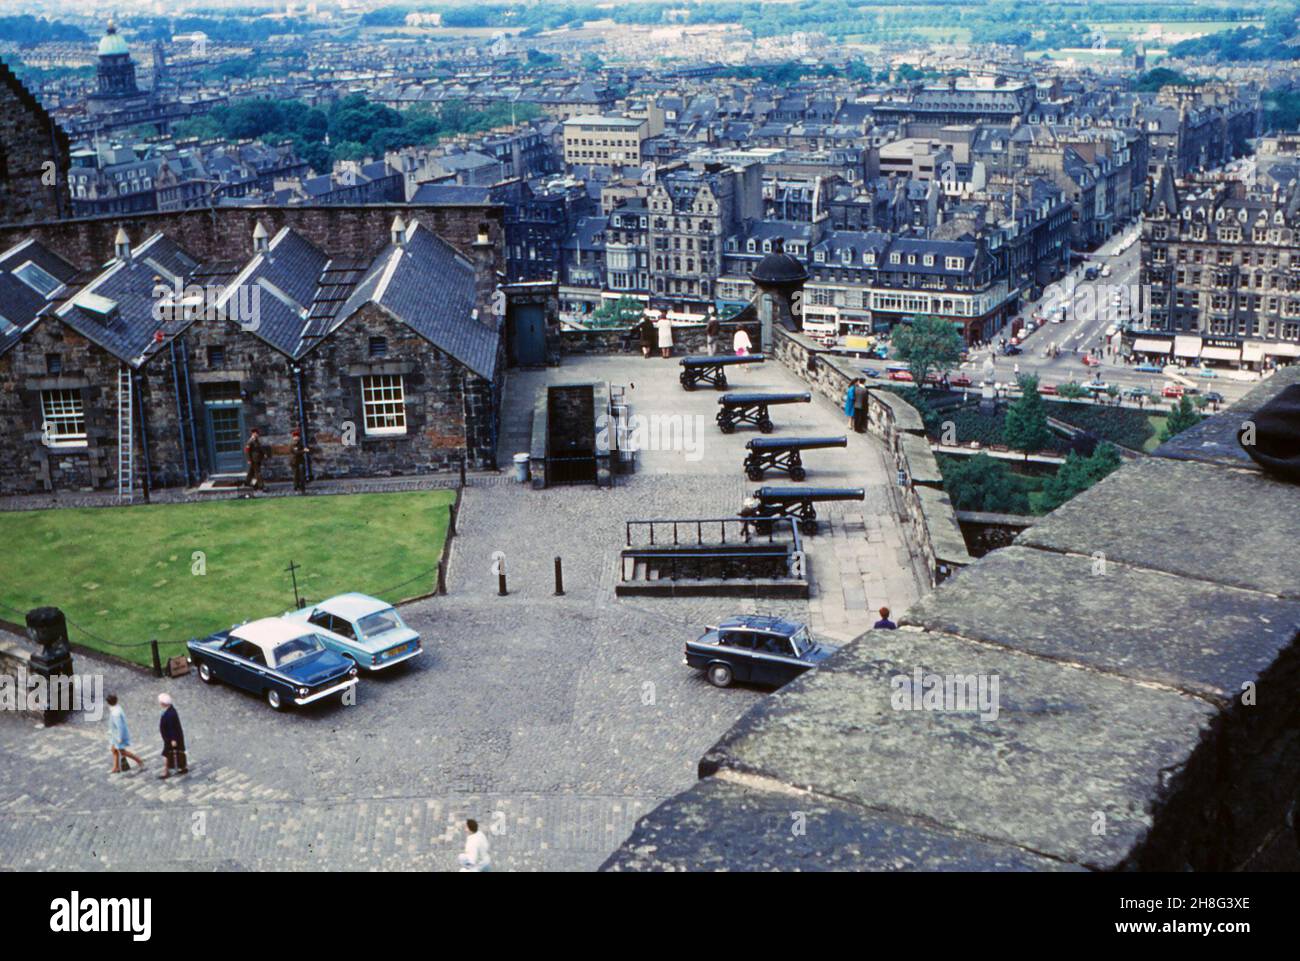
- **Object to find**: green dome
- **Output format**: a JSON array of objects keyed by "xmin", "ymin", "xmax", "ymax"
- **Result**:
[{"xmin": 98, "ymin": 23, "xmax": 130, "ymax": 57}]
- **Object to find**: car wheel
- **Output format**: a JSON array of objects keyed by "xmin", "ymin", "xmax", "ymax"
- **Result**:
[
  {"xmin": 707, "ymin": 663, "xmax": 734, "ymax": 688},
  {"xmin": 197, "ymin": 661, "xmax": 216, "ymax": 685},
  {"xmin": 266, "ymin": 688, "xmax": 286, "ymax": 711}
]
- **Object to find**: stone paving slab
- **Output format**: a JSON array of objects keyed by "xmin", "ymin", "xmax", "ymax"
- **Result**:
[
  {"xmin": 697, "ymin": 628, "xmax": 1216, "ymax": 869},
  {"xmin": 1016, "ymin": 457, "xmax": 1300, "ymax": 600},
  {"xmin": 602, "ymin": 776, "xmax": 1082, "ymax": 872},
  {"xmin": 902, "ymin": 546, "xmax": 1300, "ymax": 702}
]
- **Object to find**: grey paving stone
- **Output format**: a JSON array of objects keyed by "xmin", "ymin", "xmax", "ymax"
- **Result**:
[
  {"xmin": 1154, "ymin": 367, "xmax": 1300, "ymax": 470},
  {"xmin": 602, "ymin": 776, "xmax": 1081, "ymax": 872},
  {"xmin": 697, "ymin": 629, "xmax": 1216, "ymax": 869},
  {"xmin": 1015, "ymin": 457, "xmax": 1300, "ymax": 599},
  {"xmin": 902, "ymin": 546, "xmax": 1300, "ymax": 702}
]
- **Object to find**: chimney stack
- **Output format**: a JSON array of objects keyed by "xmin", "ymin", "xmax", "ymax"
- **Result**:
[
  {"xmin": 391, "ymin": 214, "xmax": 407, "ymax": 248},
  {"xmin": 114, "ymin": 227, "xmax": 131, "ymax": 263},
  {"xmin": 252, "ymin": 220, "xmax": 269, "ymax": 253}
]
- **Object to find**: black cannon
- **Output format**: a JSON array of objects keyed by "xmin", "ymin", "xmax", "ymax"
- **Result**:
[
  {"xmin": 716, "ymin": 391, "xmax": 811, "ymax": 433},
  {"xmin": 739, "ymin": 485, "xmax": 865, "ymax": 534},
  {"xmin": 679, "ymin": 353, "xmax": 765, "ymax": 391},
  {"xmin": 743, "ymin": 435, "xmax": 847, "ymax": 481}
]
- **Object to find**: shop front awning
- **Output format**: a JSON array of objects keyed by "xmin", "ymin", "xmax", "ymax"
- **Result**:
[
  {"xmin": 1174, "ymin": 335, "xmax": 1202, "ymax": 359},
  {"xmin": 1200, "ymin": 346, "xmax": 1241, "ymax": 363},
  {"xmin": 1133, "ymin": 338, "xmax": 1172, "ymax": 353},
  {"xmin": 1242, "ymin": 341, "xmax": 1265, "ymax": 363},
  {"xmin": 1267, "ymin": 342, "xmax": 1300, "ymax": 357}
]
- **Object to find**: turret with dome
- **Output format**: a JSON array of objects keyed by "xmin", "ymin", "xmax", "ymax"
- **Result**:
[{"xmin": 90, "ymin": 19, "xmax": 142, "ymax": 106}]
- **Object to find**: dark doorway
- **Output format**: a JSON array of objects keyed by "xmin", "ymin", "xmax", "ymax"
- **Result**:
[{"xmin": 508, "ymin": 303, "xmax": 546, "ymax": 367}]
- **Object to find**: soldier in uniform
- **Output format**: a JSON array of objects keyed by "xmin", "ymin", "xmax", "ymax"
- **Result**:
[
  {"xmin": 243, "ymin": 427, "xmax": 266, "ymax": 495},
  {"xmin": 290, "ymin": 428, "xmax": 310, "ymax": 495}
]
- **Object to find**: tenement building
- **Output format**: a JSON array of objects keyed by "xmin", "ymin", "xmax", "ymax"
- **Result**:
[
  {"xmin": 0, "ymin": 217, "xmax": 507, "ymax": 496},
  {"xmin": 1137, "ymin": 165, "xmax": 1300, "ymax": 371}
]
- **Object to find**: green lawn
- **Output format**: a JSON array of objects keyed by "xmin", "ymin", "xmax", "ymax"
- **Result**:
[{"xmin": 0, "ymin": 491, "xmax": 455, "ymax": 666}]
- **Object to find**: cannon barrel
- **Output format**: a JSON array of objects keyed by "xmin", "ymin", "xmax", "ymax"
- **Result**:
[
  {"xmin": 753, "ymin": 486, "xmax": 865, "ymax": 502},
  {"xmin": 680, "ymin": 353, "xmax": 766, "ymax": 367},
  {"xmin": 718, "ymin": 392, "xmax": 811, "ymax": 406},
  {"xmin": 745, "ymin": 436, "xmax": 849, "ymax": 451}
]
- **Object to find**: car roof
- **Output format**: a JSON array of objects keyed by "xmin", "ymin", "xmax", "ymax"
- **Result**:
[
  {"xmin": 313, "ymin": 592, "xmax": 392, "ymax": 620},
  {"xmin": 718, "ymin": 614, "xmax": 803, "ymax": 635},
  {"xmin": 230, "ymin": 617, "xmax": 316, "ymax": 656}
]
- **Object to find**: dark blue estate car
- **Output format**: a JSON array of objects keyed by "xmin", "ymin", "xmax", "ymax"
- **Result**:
[
  {"xmin": 188, "ymin": 617, "xmax": 359, "ymax": 711},
  {"xmin": 684, "ymin": 615, "xmax": 839, "ymax": 688}
]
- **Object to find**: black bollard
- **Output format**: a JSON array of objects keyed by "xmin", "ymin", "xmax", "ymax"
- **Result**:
[
  {"xmin": 150, "ymin": 639, "xmax": 163, "ymax": 678},
  {"xmin": 554, "ymin": 556, "xmax": 565, "ymax": 596},
  {"xmin": 437, "ymin": 560, "xmax": 447, "ymax": 596},
  {"xmin": 459, "ymin": 456, "xmax": 467, "ymax": 488},
  {"xmin": 25, "ymin": 607, "xmax": 75, "ymax": 727},
  {"xmin": 448, "ymin": 503, "xmax": 457, "ymax": 537}
]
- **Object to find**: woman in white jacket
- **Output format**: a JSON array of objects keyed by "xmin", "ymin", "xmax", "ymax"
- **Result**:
[
  {"xmin": 733, "ymin": 327, "xmax": 753, "ymax": 356},
  {"xmin": 656, "ymin": 312, "xmax": 674, "ymax": 359}
]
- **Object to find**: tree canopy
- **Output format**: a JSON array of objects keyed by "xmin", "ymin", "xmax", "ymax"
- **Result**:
[{"xmin": 891, "ymin": 315, "xmax": 964, "ymax": 390}]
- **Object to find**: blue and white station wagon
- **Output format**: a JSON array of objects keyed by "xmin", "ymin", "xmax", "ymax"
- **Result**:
[
  {"xmin": 282, "ymin": 593, "xmax": 423, "ymax": 671},
  {"xmin": 188, "ymin": 618, "xmax": 359, "ymax": 711}
]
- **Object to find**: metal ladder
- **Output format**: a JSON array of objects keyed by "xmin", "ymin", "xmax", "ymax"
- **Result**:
[{"xmin": 117, "ymin": 365, "xmax": 133, "ymax": 503}]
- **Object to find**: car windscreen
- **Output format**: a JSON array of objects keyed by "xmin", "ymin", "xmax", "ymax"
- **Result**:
[
  {"xmin": 356, "ymin": 608, "xmax": 403, "ymax": 639},
  {"xmin": 271, "ymin": 634, "xmax": 324, "ymax": 668},
  {"xmin": 789, "ymin": 627, "xmax": 813, "ymax": 656}
]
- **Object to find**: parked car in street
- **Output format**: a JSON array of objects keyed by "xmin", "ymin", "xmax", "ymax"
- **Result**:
[
  {"xmin": 282, "ymin": 593, "xmax": 423, "ymax": 671},
  {"xmin": 1204, "ymin": 391, "xmax": 1225, "ymax": 404},
  {"xmin": 948, "ymin": 373, "xmax": 973, "ymax": 388},
  {"xmin": 1162, "ymin": 384, "xmax": 1185, "ymax": 399},
  {"xmin": 1125, "ymin": 386, "xmax": 1150, "ymax": 399},
  {"xmin": 1084, "ymin": 267, "xmax": 1099, "ymax": 281},
  {"xmin": 1003, "ymin": 344, "xmax": 1023, "ymax": 356},
  {"xmin": 1135, "ymin": 363, "xmax": 1164, "ymax": 374},
  {"xmin": 888, "ymin": 369, "xmax": 914, "ymax": 382},
  {"xmin": 1039, "ymin": 383, "xmax": 1058, "ymax": 395},
  {"xmin": 684, "ymin": 615, "xmax": 839, "ymax": 688},
  {"xmin": 189, "ymin": 618, "xmax": 359, "ymax": 711},
  {"xmin": 1100, "ymin": 264, "xmax": 1112, "ymax": 277}
]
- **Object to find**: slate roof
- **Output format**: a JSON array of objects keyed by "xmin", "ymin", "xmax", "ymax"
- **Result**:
[
  {"xmin": 0, "ymin": 239, "xmax": 79, "ymax": 355},
  {"xmin": 323, "ymin": 221, "xmax": 495, "ymax": 380},
  {"xmin": 410, "ymin": 183, "xmax": 495, "ymax": 205},
  {"xmin": 55, "ymin": 233, "xmax": 203, "ymax": 366},
  {"xmin": 219, "ymin": 227, "xmax": 331, "ymax": 356}
]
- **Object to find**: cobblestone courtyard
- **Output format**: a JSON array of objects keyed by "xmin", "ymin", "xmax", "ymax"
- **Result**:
[{"xmin": 0, "ymin": 354, "xmax": 925, "ymax": 871}]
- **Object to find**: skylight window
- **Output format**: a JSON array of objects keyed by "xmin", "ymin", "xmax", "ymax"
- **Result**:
[{"xmin": 14, "ymin": 261, "xmax": 61, "ymax": 298}]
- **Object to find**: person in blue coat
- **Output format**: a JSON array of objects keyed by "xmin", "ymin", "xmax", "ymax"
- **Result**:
[
  {"xmin": 158, "ymin": 693, "xmax": 188, "ymax": 780},
  {"xmin": 106, "ymin": 694, "xmax": 144, "ymax": 774},
  {"xmin": 843, "ymin": 381, "xmax": 856, "ymax": 428}
]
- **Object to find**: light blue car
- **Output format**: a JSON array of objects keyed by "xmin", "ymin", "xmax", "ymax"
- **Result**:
[{"xmin": 282, "ymin": 593, "xmax": 423, "ymax": 671}]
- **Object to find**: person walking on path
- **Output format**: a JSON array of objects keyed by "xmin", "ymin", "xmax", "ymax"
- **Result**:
[
  {"xmin": 705, "ymin": 311, "xmax": 720, "ymax": 355},
  {"xmin": 107, "ymin": 694, "xmax": 144, "ymax": 774},
  {"xmin": 290, "ymin": 429, "xmax": 310, "ymax": 495},
  {"xmin": 852, "ymin": 377, "xmax": 869, "ymax": 433},
  {"xmin": 158, "ymin": 693, "xmax": 188, "ymax": 780},
  {"xmin": 637, "ymin": 315, "xmax": 655, "ymax": 359},
  {"xmin": 733, "ymin": 326, "xmax": 752, "ymax": 356},
  {"xmin": 243, "ymin": 428, "xmax": 266, "ymax": 495},
  {"xmin": 457, "ymin": 818, "xmax": 492, "ymax": 872},
  {"xmin": 656, "ymin": 311, "xmax": 674, "ymax": 359},
  {"xmin": 843, "ymin": 380, "xmax": 856, "ymax": 429}
]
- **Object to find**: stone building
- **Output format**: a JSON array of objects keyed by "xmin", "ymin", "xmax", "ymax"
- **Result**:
[
  {"xmin": 0, "ymin": 214, "xmax": 509, "ymax": 496},
  {"xmin": 0, "ymin": 61, "xmax": 70, "ymax": 225},
  {"xmin": 1136, "ymin": 165, "xmax": 1300, "ymax": 370}
]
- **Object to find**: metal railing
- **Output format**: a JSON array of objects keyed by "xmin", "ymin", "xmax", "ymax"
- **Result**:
[{"xmin": 624, "ymin": 516, "xmax": 802, "ymax": 553}]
